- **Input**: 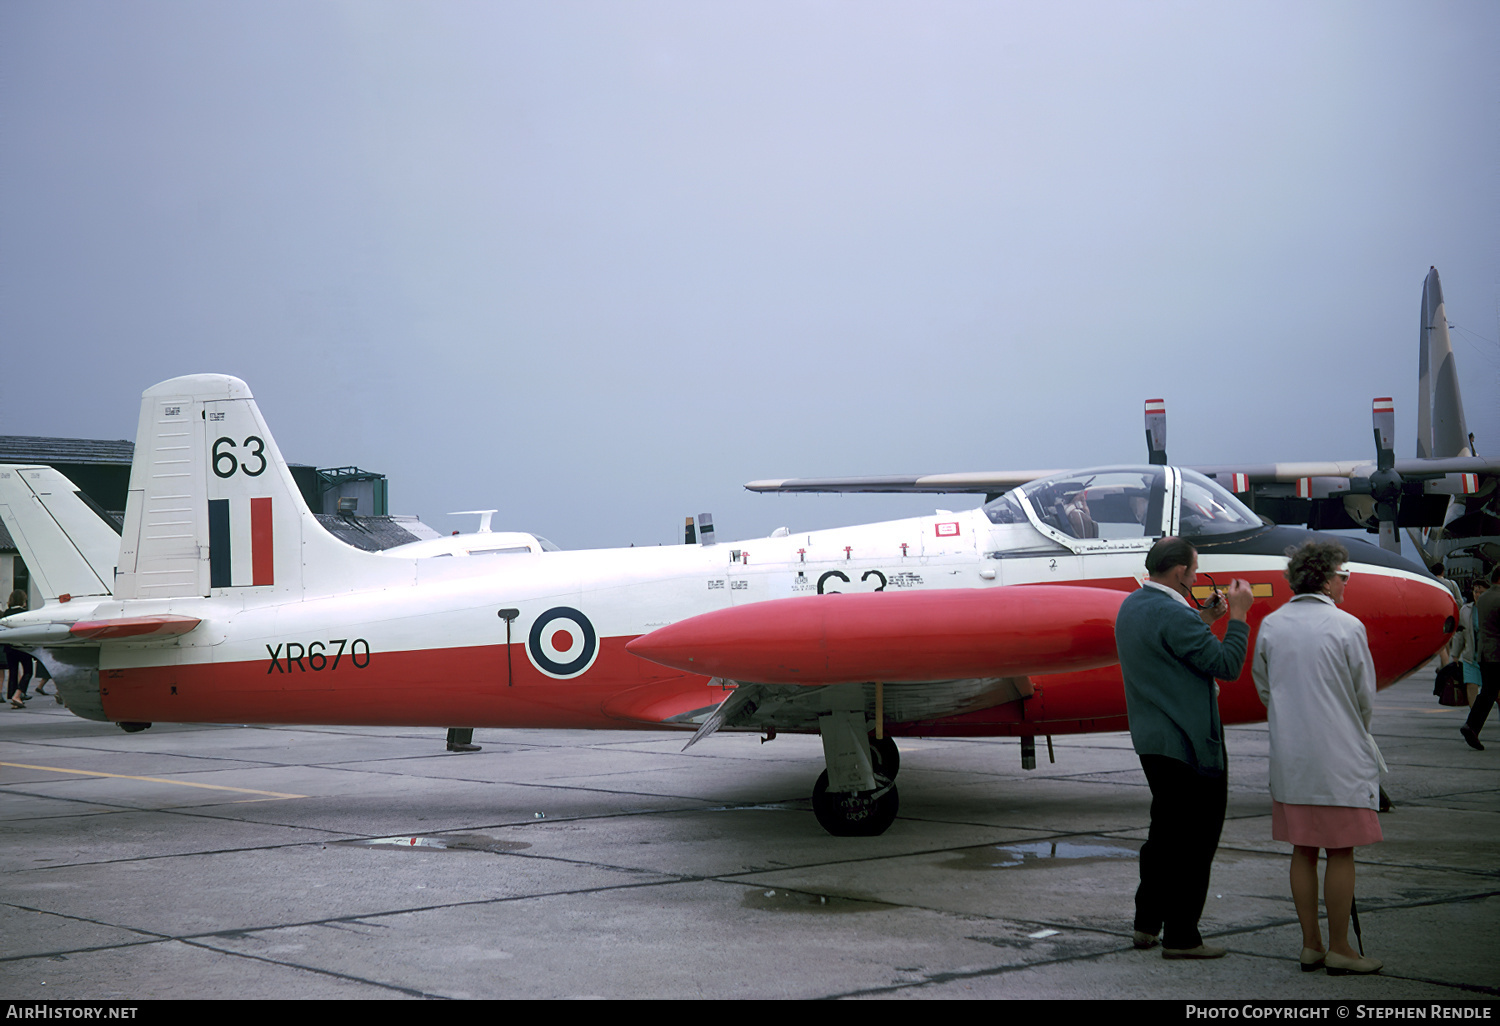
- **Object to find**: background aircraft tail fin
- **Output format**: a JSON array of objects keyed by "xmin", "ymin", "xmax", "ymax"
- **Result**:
[
  {"xmin": 115, "ymin": 374, "xmax": 395, "ymax": 600},
  {"xmin": 0, "ymin": 465, "xmax": 119, "ymax": 602},
  {"xmin": 1418, "ymin": 267, "xmax": 1471, "ymax": 460}
]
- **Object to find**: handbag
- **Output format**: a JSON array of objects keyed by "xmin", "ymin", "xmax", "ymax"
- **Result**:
[{"xmin": 1436, "ymin": 661, "xmax": 1467, "ymax": 706}]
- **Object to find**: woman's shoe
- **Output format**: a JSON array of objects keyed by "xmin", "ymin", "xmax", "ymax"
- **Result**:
[
  {"xmin": 8, "ymin": 693, "xmax": 23, "ymax": 709},
  {"xmin": 1325, "ymin": 951, "xmax": 1382, "ymax": 975},
  {"xmin": 1300, "ymin": 948, "xmax": 1326, "ymax": 972}
]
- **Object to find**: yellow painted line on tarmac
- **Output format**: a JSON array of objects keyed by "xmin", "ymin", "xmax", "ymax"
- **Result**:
[{"xmin": 0, "ymin": 762, "xmax": 307, "ymax": 800}]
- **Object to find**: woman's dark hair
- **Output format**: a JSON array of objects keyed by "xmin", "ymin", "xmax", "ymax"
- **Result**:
[
  {"xmin": 1285, "ymin": 540, "xmax": 1349, "ymax": 595},
  {"xmin": 6, "ymin": 589, "xmax": 25, "ymax": 609},
  {"xmin": 1145, "ymin": 537, "xmax": 1196, "ymax": 576}
]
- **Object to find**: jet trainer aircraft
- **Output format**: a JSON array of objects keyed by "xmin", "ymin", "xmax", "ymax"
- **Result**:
[
  {"xmin": 0, "ymin": 269, "xmax": 1480, "ymax": 837},
  {"xmin": 0, "ymin": 373, "xmax": 1456, "ymax": 837}
]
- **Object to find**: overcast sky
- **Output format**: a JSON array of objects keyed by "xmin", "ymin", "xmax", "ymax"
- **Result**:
[{"xmin": 2, "ymin": 1, "xmax": 1497, "ymax": 549}]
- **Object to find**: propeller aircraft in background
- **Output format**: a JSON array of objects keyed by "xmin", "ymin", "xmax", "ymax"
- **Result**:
[{"xmin": 752, "ymin": 268, "xmax": 1500, "ymax": 582}]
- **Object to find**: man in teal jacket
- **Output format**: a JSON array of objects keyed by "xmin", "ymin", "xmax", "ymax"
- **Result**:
[{"xmin": 1116, "ymin": 536, "xmax": 1253, "ymax": 959}]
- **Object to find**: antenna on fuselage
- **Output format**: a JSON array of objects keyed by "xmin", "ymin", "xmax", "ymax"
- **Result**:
[
  {"xmin": 1145, "ymin": 399, "xmax": 1168, "ymax": 465},
  {"xmin": 450, "ymin": 510, "xmax": 497, "ymax": 534}
]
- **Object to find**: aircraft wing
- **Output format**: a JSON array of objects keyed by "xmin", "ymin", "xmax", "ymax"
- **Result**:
[
  {"xmin": 1188, "ymin": 457, "xmax": 1500, "ymax": 484},
  {"xmin": 746, "ymin": 459, "xmax": 1500, "ymax": 495},
  {"xmin": 744, "ymin": 469, "xmax": 1064, "ymax": 495}
]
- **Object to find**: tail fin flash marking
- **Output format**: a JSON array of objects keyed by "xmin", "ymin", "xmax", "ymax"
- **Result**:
[{"xmin": 207, "ymin": 493, "xmax": 276, "ymax": 588}]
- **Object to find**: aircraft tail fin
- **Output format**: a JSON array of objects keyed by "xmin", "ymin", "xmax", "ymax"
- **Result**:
[
  {"xmin": 1418, "ymin": 267, "xmax": 1471, "ymax": 459},
  {"xmin": 0, "ymin": 465, "xmax": 119, "ymax": 602},
  {"xmin": 115, "ymin": 374, "xmax": 390, "ymax": 600}
]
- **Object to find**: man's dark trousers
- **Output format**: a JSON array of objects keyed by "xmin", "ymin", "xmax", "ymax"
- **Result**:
[
  {"xmin": 1466, "ymin": 662, "xmax": 1500, "ymax": 735},
  {"xmin": 1135, "ymin": 754, "xmax": 1228, "ymax": 949}
]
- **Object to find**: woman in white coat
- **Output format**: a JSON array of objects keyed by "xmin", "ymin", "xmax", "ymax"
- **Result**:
[{"xmin": 1253, "ymin": 540, "xmax": 1384, "ymax": 976}]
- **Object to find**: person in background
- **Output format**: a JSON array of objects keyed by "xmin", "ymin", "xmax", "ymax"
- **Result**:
[
  {"xmin": 31, "ymin": 657, "xmax": 57, "ymax": 703},
  {"xmin": 3, "ymin": 589, "xmax": 34, "ymax": 708},
  {"xmin": 1253, "ymin": 541, "xmax": 1384, "ymax": 975},
  {"xmin": 1454, "ymin": 578, "xmax": 1490, "ymax": 708},
  {"xmin": 1460, "ymin": 566, "xmax": 1500, "ymax": 751},
  {"xmin": 1431, "ymin": 564, "xmax": 1462, "ymax": 670}
]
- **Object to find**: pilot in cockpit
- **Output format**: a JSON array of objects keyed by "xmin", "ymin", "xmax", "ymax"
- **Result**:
[{"xmin": 1062, "ymin": 489, "xmax": 1098, "ymax": 539}]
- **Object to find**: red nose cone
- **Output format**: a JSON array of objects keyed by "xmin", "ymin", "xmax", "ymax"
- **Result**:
[
  {"xmin": 626, "ymin": 585, "xmax": 1126, "ymax": 684},
  {"xmin": 1343, "ymin": 571, "xmax": 1458, "ymax": 686}
]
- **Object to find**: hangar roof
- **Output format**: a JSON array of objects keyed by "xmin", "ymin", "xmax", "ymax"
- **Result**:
[{"xmin": 0, "ymin": 436, "xmax": 134, "ymax": 465}]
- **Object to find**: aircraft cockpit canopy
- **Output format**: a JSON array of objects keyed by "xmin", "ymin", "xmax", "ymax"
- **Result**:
[
  {"xmin": 991, "ymin": 467, "xmax": 1166, "ymax": 541},
  {"xmin": 1174, "ymin": 469, "xmax": 1261, "ymax": 537},
  {"xmin": 984, "ymin": 466, "xmax": 1261, "ymax": 543}
]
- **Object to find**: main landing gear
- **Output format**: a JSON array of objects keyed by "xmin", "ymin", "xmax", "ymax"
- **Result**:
[
  {"xmin": 811, "ymin": 767, "xmax": 899, "ymax": 837},
  {"xmin": 811, "ymin": 699, "xmax": 902, "ymax": 836}
]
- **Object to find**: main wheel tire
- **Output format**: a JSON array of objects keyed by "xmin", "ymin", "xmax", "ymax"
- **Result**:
[
  {"xmin": 811, "ymin": 770, "xmax": 899, "ymax": 836},
  {"xmin": 868, "ymin": 735, "xmax": 900, "ymax": 781}
]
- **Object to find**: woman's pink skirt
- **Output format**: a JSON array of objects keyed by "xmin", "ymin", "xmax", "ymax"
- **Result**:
[{"xmin": 1272, "ymin": 800, "xmax": 1382, "ymax": 849}]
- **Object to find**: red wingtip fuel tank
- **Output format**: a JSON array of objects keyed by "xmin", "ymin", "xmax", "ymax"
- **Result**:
[{"xmin": 625, "ymin": 585, "xmax": 1126, "ymax": 684}]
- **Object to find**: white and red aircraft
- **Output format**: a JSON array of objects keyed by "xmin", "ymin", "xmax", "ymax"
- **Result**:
[{"xmin": 0, "ymin": 372, "xmax": 1460, "ymax": 836}]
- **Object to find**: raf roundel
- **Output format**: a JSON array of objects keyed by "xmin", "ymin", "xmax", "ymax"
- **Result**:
[{"xmin": 526, "ymin": 606, "xmax": 599, "ymax": 679}]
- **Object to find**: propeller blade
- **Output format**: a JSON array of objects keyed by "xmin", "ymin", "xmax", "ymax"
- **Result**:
[
  {"xmin": 1145, "ymin": 399, "xmax": 1167, "ymax": 465},
  {"xmin": 1370, "ymin": 397, "xmax": 1402, "ymax": 553},
  {"xmin": 1373, "ymin": 397, "xmax": 1396, "ymax": 471}
]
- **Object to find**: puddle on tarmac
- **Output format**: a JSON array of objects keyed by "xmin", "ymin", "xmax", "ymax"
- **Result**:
[
  {"xmin": 741, "ymin": 887, "xmax": 899, "ymax": 914},
  {"xmin": 338, "ymin": 833, "xmax": 531, "ymax": 853},
  {"xmin": 944, "ymin": 838, "xmax": 1138, "ymax": 870}
]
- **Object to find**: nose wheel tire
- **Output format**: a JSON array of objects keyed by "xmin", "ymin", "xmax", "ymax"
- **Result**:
[
  {"xmin": 811, "ymin": 770, "xmax": 900, "ymax": 836},
  {"xmin": 869, "ymin": 735, "xmax": 900, "ymax": 780}
]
